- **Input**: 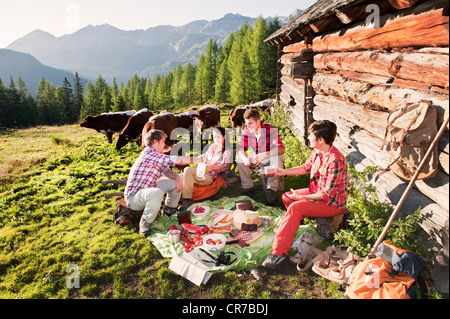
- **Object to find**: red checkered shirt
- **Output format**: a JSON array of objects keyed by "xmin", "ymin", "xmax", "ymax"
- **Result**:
[
  {"xmin": 302, "ymin": 146, "xmax": 349, "ymax": 209},
  {"xmin": 201, "ymin": 143, "xmax": 233, "ymax": 180},
  {"xmin": 239, "ymin": 122, "xmax": 285, "ymax": 154},
  {"xmin": 124, "ymin": 146, "xmax": 176, "ymax": 199}
]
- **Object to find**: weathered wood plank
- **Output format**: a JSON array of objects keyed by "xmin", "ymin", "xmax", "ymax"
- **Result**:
[
  {"xmin": 313, "ymin": 0, "xmax": 449, "ymax": 52},
  {"xmin": 312, "ymin": 95, "xmax": 449, "ymax": 209},
  {"xmin": 314, "ymin": 51, "xmax": 449, "ymax": 89},
  {"xmin": 312, "ymin": 71, "xmax": 450, "ymax": 124}
]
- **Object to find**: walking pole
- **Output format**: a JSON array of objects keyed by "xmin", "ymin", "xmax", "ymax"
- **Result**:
[{"xmin": 369, "ymin": 115, "xmax": 449, "ymax": 257}]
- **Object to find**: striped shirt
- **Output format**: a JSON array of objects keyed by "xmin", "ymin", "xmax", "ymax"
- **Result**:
[
  {"xmin": 201, "ymin": 143, "xmax": 233, "ymax": 180},
  {"xmin": 302, "ymin": 146, "xmax": 349, "ymax": 209},
  {"xmin": 124, "ymin": 146, "xmax": 176, "ymax": 199},
  {"xmin": 239, "ymin": 122, "xmax": 285, "ymax": 154}
]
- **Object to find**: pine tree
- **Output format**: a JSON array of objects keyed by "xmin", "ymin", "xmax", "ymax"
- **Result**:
[
  {"xmin": 60, "ymin": 77, "xmax": 74, "ymax": 123},
  {"xmin": 195, "ymin": 55, "xmax": 207, "ymax": 104},
  {"xmin": 228, "ymin": 24, "xmax": 256, "ymax": 105},
  {"xmin": 250, "ymin": 17, "xmax": 272, "ymax": 99},
  {"xmin": 79, "ymin": 81, "xmax": 98, "ymax": 119},
  {"xmin": 179, "ymin": 63, "xmax": 196, "ymax": 106},
  {"xmin": 113, "ymin": 95, "xmax": 127, "ymax": 112},
  {"xmin": 171, "ymin": 65, "xmax": 184, "ymax": 109},
  {"xmin": 204, "ymin": 39, "xmax": 219, "ymax": 100},
  {"xmin": 73, "ymin": 73, "xmax": 84, "ymax": 121},
  {"xmin": 214, "ymin": 58, "xmax": 231, "ymax": 103}
]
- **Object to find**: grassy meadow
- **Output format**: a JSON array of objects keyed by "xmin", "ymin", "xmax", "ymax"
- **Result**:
[
  {"xmin": 0, "ymin": 105, "xmax": 347, "ymax": 299},
  {"xmin": 1, "ymin": 105, "xmax": 444, "ymax": 300}
]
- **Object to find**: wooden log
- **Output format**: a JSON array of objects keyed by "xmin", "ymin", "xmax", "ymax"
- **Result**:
[
  {"xmin": 113, "ymin": 198, "xmax": 143, "ymax": 226},
  {"xmin": 311, "ymin": 71, "xmax": 450, "ymax": 124},
  {"xmin": 314, "ymin": 51, "xmax": 449, "ymax": 89},
  {"xmin": 312, "ymin": 0, "xmax": 449, "ymax": 52},
  {"xmin": 388, "ymin": 0, "xmax": 420, "ymax": 9},
  {"xmin": 313, "ymin": 94, "xmax": 449, "ymax": 209}
]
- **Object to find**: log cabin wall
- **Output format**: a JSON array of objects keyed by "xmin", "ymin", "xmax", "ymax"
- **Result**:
[{"xmin": 266, "ymin": 0, "xmax": 449, "ymax": 292}]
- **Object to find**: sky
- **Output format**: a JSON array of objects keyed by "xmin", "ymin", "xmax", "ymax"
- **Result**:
[{"xmin": 0, "ymin": 0, "xmax": 318, "ymax": 48}]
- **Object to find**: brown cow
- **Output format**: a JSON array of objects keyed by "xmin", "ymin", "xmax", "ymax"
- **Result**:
[
  {"xmin": 141, "ymin": 111, "xmax": 178, "ymax": 151},
  {"xmin": 80, "ymin": 110, "xmax": 136, "ymax": 143},
  {"xmin": 175, "ymin": 111, "xmax": 196, "ymax": 131},
  {"xmin": 190, "ymin": 105, "xmax": 221, "ymax": 132},
  {"xmin": 115, "ymin": 108, "xmax": 153, "ymax": 149}
]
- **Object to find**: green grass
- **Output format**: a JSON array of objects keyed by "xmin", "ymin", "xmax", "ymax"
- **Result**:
[
  {"xmin": 1, "ymin": 105, "xmax": 444, "ymax": 299},
  {"xmin": 0, "ymin": 108, "xmax": 341, "ymax": 299}
]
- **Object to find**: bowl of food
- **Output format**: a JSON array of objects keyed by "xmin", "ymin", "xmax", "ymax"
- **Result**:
[{"xmin": 203, "ymin": 234, "xmax": 226, "ymax": 252}]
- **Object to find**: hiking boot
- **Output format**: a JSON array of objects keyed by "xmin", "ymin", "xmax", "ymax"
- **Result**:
[
  {"xmin": 139, "ymin": 215, "xmax": 152, "ymax": 237},
  {"xmin": 162, "ymin": 205, "xmax": 178, "ymax": 216},
  {"xmin": 266, "ymin": 189, "xmax": 276, "ymax": 206},
  {"xmin": 178, "ymin": 199, "xmax": 195, "ymax": 211},
  {"xmin": 239, "ymin": 187, "xmax": 255, "ymax": 196},
  {"xmin": 262, "ymin": 254, "xmax": 287, "ymax": 270}
]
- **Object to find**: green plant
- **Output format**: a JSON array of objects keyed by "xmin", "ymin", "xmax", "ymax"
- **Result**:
[{"xmin": 334, "ymin": 164, "xmax": 423, "ymax": 257}]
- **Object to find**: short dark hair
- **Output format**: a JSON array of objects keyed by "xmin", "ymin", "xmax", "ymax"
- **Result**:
[
  {"xmin": 244, "ymin": 108, "xmax": 260, "ymax": 121},
  {"xmin": 145, "ymin": 129, "xmax": 167, "ymax": 147},
  {"xmin": 308, "ymin": 120, "xmax": 337, "ymax": 145}
]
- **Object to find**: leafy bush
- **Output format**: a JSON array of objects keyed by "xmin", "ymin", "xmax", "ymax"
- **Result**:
[{"xmin": 335, "ymin": 165, "xmax": 423, "ymax": 257}]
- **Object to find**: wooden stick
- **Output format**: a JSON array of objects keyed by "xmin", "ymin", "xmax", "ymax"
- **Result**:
[{"xmin": 369, "ymin": 115, "xmax": 449, "ymax": 256}]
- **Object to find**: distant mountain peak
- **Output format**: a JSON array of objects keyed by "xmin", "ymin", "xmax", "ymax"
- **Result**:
[{"xmin": 6, "ymin": 12, "xmax": 296, "ymax": 83}]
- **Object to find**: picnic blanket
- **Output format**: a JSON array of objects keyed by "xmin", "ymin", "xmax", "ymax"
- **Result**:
[{"xmin": 148, "ymin": 196, "xmax": 321, "ymax": 272}]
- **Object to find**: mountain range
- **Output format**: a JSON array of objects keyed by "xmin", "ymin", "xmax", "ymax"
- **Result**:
[{"xmin": 2, "ymin": 11, "xmax": 301, "ymax": 94}]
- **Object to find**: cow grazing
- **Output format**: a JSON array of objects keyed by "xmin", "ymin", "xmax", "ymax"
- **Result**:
[
  {"xmin": 115, "ymin": 108, "xmax": 153, "ymax": 149},
  {"xmin": 80, "ymin": 110, "xmax": 136, "ymax": 143},
  {"xmin": 175, "ymin": 111, "xmax": 196, "ymax": 131},
  {"xmin": 190, "ymin": 105, "xmax": 221, "ymax": 132},
  {"xmin": 141, "ymin": 111, "xmax": 178, "ymax": 150}
]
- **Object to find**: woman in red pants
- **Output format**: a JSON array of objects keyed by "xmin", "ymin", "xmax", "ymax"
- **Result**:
[{"xmin": 262, "ymin": 120, "xmax": 349, "ymax": 270}]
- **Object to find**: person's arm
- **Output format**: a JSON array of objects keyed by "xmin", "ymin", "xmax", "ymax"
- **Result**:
[
  {"xmin": 175, "ymin": 155, "xmax": 203, "ymax": 165},
  {"xmin": 275, "ymin": 165, "xmax": 307, "ymax": 176}
]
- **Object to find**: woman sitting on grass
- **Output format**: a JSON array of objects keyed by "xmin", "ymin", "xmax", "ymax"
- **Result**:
[
  {"xmin": 179, "ymin": 127, "xmax": 232, "ymax": 211},
  {"xmin": 262, "ymin": 120, "xmax": 349, "ymax": 270}
]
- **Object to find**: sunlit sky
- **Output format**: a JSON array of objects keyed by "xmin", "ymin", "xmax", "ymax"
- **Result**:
[{"xmin": 0, "ymin": 0, "xmax": 318, "ymax": 48}]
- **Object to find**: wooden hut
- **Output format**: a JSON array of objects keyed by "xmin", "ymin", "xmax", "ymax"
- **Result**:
[{"xmin": 265, "ymin": 0, "xmax": 449, "ymax": 293}]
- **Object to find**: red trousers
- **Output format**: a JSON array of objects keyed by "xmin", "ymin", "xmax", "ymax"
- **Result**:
[{"xmin": 271, "ymin": 188, "xmax": 346, "ymax": 256}]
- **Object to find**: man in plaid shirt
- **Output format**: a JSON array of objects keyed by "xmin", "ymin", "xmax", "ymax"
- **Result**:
[
  {"xmin": 125, "ymin": 129, "xmax": 202, "ymax": 236},
  {"xmin": 262, "ymin": 120, "xmax": 349, "ymax": 270},
  {"xmin": 237, "ymin": 108, "xmax": 285, "ymax": 206}
]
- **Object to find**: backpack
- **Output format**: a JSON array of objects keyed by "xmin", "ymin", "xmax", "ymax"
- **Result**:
[
  {"xmin": 345, "ymin": 241, "xmax": 429, "ymax": 299},
  {"xmin": 377, "ymin": 100, "xmax": 438, "ymax": 181}
]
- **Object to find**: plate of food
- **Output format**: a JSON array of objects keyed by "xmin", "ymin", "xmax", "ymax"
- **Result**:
[{"xmin": 191, "ymin": 205, "xmax": 211, "ymax": 217}]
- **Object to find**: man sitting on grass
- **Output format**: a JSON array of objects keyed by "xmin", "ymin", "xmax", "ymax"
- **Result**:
[{"xmin": 124, "ymin": 129, "xmax": 202, "ymax": 236}]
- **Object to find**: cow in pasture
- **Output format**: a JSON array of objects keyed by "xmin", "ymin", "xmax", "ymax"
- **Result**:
[
  {"xmin": 175, "ymin": 111, "xmax": 196, "ymax": 132},
  {"xmin": 80, "ymin": 110, "xmax": 136, "ymax": 143},
  {"xmin": 115, "ymin": 108, "xmax": 153, "ymax": 149},
  {"xmin": 141, "ymin": 111, "xmax": 178, "ymax": 150},
  {"xmin": 190, "ymin": 105, "xmax": 221, "ymax": 133}
]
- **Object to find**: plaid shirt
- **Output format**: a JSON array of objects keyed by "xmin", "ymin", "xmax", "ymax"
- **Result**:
[
  {"xmin": 124, "ymin": 146, "xmax": 176, "ymax": 199},
  {"xmin": 201, "ymin": 143, "xmax": 233, "ymax": 180},
  {"xmin": 239, "ymin": 122, "xmax": 285, "ymax": 154},
  {"xmin": 302, "ymin": 146, "xmax": 349, "ymax": 209}
]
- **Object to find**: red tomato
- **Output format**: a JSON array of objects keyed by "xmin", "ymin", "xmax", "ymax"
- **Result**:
[{"xmin": 184, "ymin": 242, "xmax": 191, "ymax": 249}]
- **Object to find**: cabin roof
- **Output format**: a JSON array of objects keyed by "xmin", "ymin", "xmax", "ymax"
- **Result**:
[{"xmin": 265, "ymin": 0, "xmax": 366, "ymax": 44}]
